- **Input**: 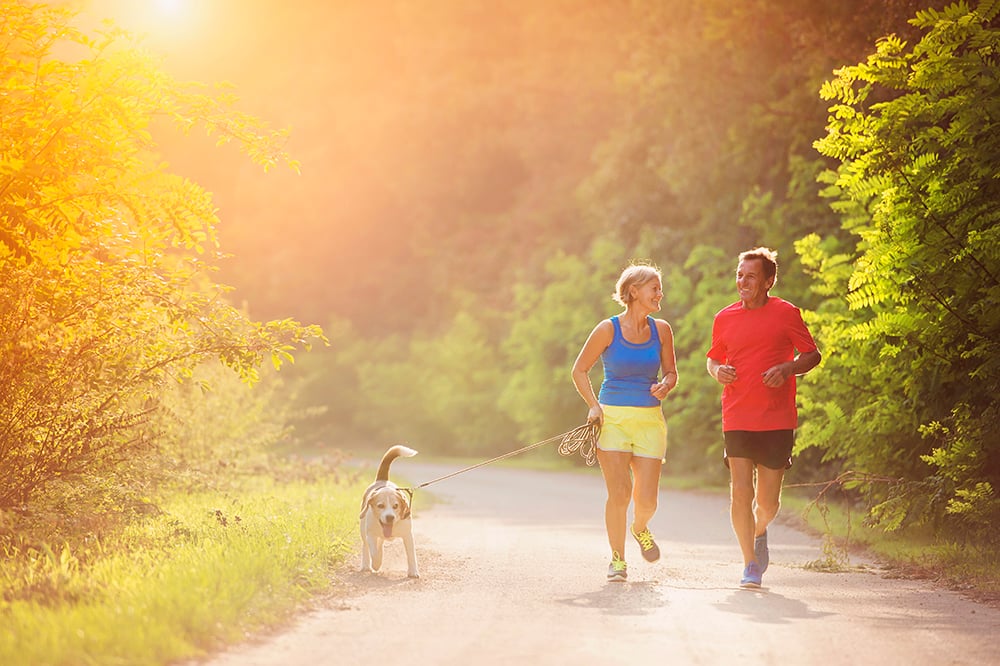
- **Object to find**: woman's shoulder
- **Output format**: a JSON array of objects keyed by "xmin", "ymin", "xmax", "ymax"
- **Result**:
[
  {"xmin": 591, "ymin": 317, "xmax": 616, "ymax": 336},
  {"xmin": 651, "ymin": 317, "xmax": 673, "ymax": 336}
]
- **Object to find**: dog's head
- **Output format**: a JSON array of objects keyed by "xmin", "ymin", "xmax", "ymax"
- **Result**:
[{"xmin": 365, "ymin": 485, "xmax": 412, "ymax": 537}]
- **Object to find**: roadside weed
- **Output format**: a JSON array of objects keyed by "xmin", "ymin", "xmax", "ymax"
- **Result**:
[{"xmin": 0, "ymin": 476, "xmax": 366, "ymax": 666}]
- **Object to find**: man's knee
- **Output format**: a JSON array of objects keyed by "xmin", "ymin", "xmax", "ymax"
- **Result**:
[
  {"xmin": 757, "ymin": 497, "xmax": 781, "ymax": 518},
  {"xmin": 757, "ymin": 496, "xmax": 781, "ymax": 518},
  {"xmin": 730, "ymin": 479, "xmax": 755, "ymax": 508}
]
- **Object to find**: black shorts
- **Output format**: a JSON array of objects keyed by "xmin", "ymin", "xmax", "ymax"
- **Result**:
[{"xmin": 723, "ymin": 430, "xmax": 794, "ymax": 470}]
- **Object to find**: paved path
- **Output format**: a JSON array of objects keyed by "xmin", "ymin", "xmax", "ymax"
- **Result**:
[{"xmin": 197, "ymin": 462, "xmax": 1000, "ymax": 666}]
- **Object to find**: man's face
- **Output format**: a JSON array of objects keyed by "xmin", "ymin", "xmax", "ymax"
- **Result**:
[{"xmin": 736, "ymin": 258, "xmax": 773, "ymax": 306}]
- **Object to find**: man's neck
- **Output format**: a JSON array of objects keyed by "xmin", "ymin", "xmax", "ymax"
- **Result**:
[{"xmin": 741, "ymin": 295, "xmax": 770, "ymax": 310}]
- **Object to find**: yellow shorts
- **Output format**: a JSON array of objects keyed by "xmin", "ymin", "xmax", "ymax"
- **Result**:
[{"xmin": 597, "ymin": 404, "xmax": 668, "ymax": 460}]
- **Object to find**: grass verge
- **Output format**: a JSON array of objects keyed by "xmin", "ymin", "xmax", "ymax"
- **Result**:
[
  {"xmin": 0, "ymin": 473, "xmax": 368, "ymax": 666},
  {"xmin": 780, "ymin": 485, "xmax": 1000, "ymax": 607}
]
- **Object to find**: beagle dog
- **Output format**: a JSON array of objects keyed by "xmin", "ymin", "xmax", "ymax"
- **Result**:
[{"xmin": 359, "ymin": 444, "xmax": 419, "ymax": 578}]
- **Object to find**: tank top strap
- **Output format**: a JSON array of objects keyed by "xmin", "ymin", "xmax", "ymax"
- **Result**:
[
  {"xmin": 647, "ymin": 316, "xmax": 660, "ymax": 345},
  {"xmin": 610, "ymin": 315, "xmax": 623, "ymax": 339}
]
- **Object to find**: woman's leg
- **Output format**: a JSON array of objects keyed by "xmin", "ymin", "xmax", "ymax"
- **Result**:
[
  {"xmin": 630, "ymin": 456, "xmax": 662, "ymax": 533},
  {"xmin": 596, "ymin": 448, "xmax": 633, "ymax": 556}
]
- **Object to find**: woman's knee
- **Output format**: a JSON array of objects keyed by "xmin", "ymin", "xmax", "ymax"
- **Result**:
[
  {"xmin": 604, "ymin": 473, "xmax": 633, "ymax": 506},
  {"xmin": 633, "ymin": 493, "xmax": 658, "ymax": 517},
  {"xmin": 607, "ymin": 483, "xmax": 632, "ymax": 506}
]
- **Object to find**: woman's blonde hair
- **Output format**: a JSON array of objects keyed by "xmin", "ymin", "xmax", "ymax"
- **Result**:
[{"xmin": 612, "ymin": 262, "xmax": 662, "ymax": 307}]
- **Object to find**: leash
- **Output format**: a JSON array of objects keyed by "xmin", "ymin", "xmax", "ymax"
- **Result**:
[{"xmin": 405, "ymin": 421, "xmax": 600, "ymax": 493}]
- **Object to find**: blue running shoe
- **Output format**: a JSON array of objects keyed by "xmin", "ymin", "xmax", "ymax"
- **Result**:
[
  {"xmin": 740, "ymin": 561, "xmax": 762, "ymax": 588},
  {"xmin": 754, "ymin": 530, "xmax": 769, "ymax": 573}
]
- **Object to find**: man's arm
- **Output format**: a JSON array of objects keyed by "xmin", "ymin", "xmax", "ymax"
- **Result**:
[
  {"xmin": 761, "ymin": 349, "xmax": 821, "ymax": 388},
  {"xmin": 707, "ymin": 357, "xmax": 737, "ymax": 385},
  {"xmin": 792, "ymin": 349, "xmax": 822, "ymax": 376}
]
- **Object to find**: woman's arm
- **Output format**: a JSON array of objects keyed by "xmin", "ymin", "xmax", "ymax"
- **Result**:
[
  {"xmin": 651, "ymin": 319, "xmax": 677, "ymax": 400},
  {"xmin": 571, "ymin": 319, "xmax": 613, "ymax": 422}
]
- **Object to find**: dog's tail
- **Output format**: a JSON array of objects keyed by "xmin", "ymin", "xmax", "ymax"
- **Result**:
[{"xmin": 376, "ymin": 444, "xmax": 418, "ymax": 481}]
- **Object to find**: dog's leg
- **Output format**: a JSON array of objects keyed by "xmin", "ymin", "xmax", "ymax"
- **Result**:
[
  {"xmin": 360, "ymin": 529, "xmax": 374, "ymax": 573},
  {"xmin": 403, "ymin": 534, "xmax": 420, "ymax": 578},
  {"xmin": 371, "ymin": 536, "xmax": 385, "ymax": 572}
]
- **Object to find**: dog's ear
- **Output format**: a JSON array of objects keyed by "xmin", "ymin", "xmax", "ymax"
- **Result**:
[
  {"xmin": 397, "ymin": 488, "xmax": 412, "ymax": 519},
  {"xmin": 359, "ymin": 488, "xmax": 375, "ymax": 519}
]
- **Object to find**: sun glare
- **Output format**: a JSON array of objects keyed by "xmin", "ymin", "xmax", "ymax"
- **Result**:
[{"xmin": 153, "ymin": 0, "xmax": 186, "ymax": 16}]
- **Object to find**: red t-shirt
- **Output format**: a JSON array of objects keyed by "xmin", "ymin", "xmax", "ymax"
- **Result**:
[{"xmin": 706, "ymin": 297, "xmax": 818, "ymax": 432}]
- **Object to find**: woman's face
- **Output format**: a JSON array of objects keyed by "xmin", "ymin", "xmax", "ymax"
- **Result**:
[{"xmin": 630, "ymin": 277, "xmax": 663, "ymax": 313}]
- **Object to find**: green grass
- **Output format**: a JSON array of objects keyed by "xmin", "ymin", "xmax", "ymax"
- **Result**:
[
  {"xmin": 781, "ymin": 486, "xmax": 1000, "ymax": 603},
  {"xmin": 0, "ymin": 475, "xmax": 368, "ymax": 666}
]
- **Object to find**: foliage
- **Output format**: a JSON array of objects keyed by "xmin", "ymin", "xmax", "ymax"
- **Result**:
[
  {"xmin": 544, "ymin": 0, "xmax": 930, "ymax": 472},
  {"xmin": 350, "ymin": 305, "xmax": 518, "ymax": 455},
  {"xmin": 499, "ymin": 239, "xmax": 629, "ymax": 444},
  {"xmin": 0, "ymin": 3, "xmax": 323, "ymax": 510},
  {"xmin": 808, "ymin": 0, "xmax": 1000, "ymax": 538},
  {"xmin": 149, "ymin": 361, "xmax": 303, "ymax": 491},
  {"xmin": 0, "ymin": 469, "xmax": 365, "ymax": 666},
  {"xmin": 289, "ymin": 0, "xmax": 942, "ymax": 478}
]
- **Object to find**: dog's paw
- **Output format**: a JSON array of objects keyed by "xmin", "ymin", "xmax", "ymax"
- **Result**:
[{"xmin": 407, "ymin": 571, "xmax": 420, "ymax": 579}]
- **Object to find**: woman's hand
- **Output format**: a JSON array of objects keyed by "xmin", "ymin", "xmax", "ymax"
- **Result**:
[
  {"xmin": 649, "ymin": 380, "xmax": 672, "ymax": 400},
  {"xmin": 587, "ymin": 404, "xmax": 604, "ymax": 425}
]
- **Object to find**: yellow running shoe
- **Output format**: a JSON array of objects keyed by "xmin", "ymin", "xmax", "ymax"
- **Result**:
[
  {"xmin": 607, "ymin": 551, "xmax": 627, "ymax": 582},
  {"xmin": 630, "ymin": 525, "xmax": 661, "ymax": 562}
]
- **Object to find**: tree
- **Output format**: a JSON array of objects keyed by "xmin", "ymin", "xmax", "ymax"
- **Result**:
[
  {"xmin": 0, "ymin": 3, "xmax": 323, "ymax": 509},
  {"xmin": 806, "ymin": 0, "xmax": 1000, "ymax": 537}
]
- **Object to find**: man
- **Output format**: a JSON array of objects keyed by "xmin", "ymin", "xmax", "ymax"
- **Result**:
[{"xmin": 706, "ymin": 247, "xmax": 821, "ymax": 588}]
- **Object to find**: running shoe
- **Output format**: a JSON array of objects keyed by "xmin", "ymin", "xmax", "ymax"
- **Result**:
[
  {"xmin": 630, "ymin": 524, "xmax": 661, "ymax": 562},
  {"xmin": 607, "ymin": 551, "xmax": 628, "ymax": 582},
  {"xmin": 740, "ymin": 561, "xmax": 763, "ymax": 588},
  {"xmin": 754, "ymin": 530, "xmax": 769, "ymax": 573}
]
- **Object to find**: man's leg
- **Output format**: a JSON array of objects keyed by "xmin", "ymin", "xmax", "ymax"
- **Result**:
[
  {"xmin": 728, "ymin": 457, "xmax": 757, "ymax": 566},
  {"xmin": 754, "ymin": 464, "xmax": 785, "ymax": 536}
]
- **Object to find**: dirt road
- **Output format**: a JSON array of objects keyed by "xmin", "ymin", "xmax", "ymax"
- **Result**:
[{"xmin": 199, "ymin": 462, "xmax": 1000, "ymax": 666}]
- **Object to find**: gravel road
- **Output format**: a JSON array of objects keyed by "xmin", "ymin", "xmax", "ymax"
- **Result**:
[{"xmin": 195, "ymin": 461, "xmax": 1000, "ymax": 666}]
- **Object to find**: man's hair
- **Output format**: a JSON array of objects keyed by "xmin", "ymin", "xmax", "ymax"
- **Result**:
[
  {"xmin": 612, "ymin": 261, "xmax": 662, "ymax": 307},
  {"xmin": 738, "ymin": 247, "xmax": 778, "ymax": 285}
]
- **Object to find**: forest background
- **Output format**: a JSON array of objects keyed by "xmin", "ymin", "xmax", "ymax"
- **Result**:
[
  {"xmin": 2, "ymin": 0, "xmax": 999, "ymax": 589},
  {"xmin": 176, "ymin": 0, "xmax": 996, "ymax": 541}
]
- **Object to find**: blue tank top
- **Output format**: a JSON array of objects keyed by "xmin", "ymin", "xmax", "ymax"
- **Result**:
[{"xmin": 599, "ymin": 315, "xmax": 662, "ymax": 407}]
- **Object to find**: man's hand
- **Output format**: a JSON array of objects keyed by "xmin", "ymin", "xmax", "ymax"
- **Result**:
[
  {"xmin": 761, "ymin": 363, "xmax": 791, "ymax": 388},
  {"xmin": 714, "ymin": 364, "xmax": 737, "ymax": 385}
]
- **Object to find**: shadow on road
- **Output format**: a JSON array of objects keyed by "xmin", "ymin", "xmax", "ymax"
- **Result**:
[
  {"xmin": 713, "ymin": 589, "xmax": 834, "ymax": 624},
  {"xmin": 554, "ymin": 581, "xmax": 668, "ymax": 616}
]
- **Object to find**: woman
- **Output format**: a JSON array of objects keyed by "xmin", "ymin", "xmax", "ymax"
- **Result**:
[{"xmin": 571, "ymin": 262, "xmax": 678, "ymax": 582}]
